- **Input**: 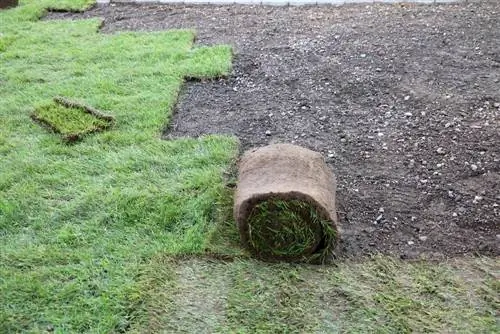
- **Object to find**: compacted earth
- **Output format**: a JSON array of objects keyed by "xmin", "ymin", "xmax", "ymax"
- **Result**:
[{"xmin": 50, "ymin": 2, "xmax": 500, "ymax": 259}]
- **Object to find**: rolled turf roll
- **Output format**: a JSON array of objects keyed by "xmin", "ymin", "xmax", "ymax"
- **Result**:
[{"xmin": 234, "ymin": 144, "xmax": 339, "ymax": 262}]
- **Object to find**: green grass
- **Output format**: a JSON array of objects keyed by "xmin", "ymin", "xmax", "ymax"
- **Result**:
[
  {"xmin": 246, "ymin": 199, "xmax": 337, "ymax": 262},
  {"xmin": 0, "ymin": 1, "xmax": 236, "ymax": 332},
  {"xmin": 129, "ymin": 255, "xmax": 499, "ymax": 333}
]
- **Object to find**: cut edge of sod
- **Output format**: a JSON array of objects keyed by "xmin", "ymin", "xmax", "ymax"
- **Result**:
[
  {"xmin": 31, "ymin": 96, "xmax": 114, "ymax": 143},
  {"xmin": 246, "ymin": 198, "xmax": 337, "ymax": 263}
]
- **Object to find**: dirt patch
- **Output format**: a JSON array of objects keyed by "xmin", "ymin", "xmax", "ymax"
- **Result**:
[{"xmin": 48, "ymin": 2, "xmax": 500, "ymax": 259}]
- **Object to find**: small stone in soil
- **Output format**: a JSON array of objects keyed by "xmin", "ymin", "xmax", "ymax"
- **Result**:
[
  {"xmin": 407, "ymin": 240, "xmax": 415, "ymax": 245},
  {"xmin": 436, "ymin": 147, "xmax": 445, "ymax": 154},
  {"xmin": 265, "ymin": 130, "xmax": 271, "ymax": 136},
  {"xmin": 419, "ymin": 236, "xmax": 428, "ymax": 242},
  {"xmin": 471, "ymin": 164, "xmax": 478, "ymax": 171}
]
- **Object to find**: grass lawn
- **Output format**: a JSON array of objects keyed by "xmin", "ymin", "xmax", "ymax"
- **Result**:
[
  {"xmin": 1, "ymin": 0, "xmax": 237, "ymax": 331},
  {"xmin": 0, "ymin": 1, "xmax": 498, "ymax": 333}
]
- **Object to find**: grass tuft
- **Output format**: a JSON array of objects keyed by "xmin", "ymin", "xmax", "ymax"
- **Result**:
[{"xmin": 246, "ymin": 198, "xmax": 336, "ymax": 262}]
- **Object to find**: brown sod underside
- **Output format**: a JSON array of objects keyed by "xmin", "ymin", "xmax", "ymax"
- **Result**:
[{"xmin": 234, "ymin": 144, "xmax": 339, "ymax": 262}]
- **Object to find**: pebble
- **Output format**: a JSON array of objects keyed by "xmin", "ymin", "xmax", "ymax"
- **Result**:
[
  {"xmin": 404, "ymin": 112, "xmax": 413, "ymax": 117},
  {"xmin": 265, "ymin": 130, "xmax": 271, "ymax": 136},
  {"xmin": 494, "ymin": 102, "xmax": 500, "ymax": 108},
  {"xmin": 437, "ymin": 163, "xmax": 443, "ymax": 168},
  {"xmin": 376, "ymin": 214, "xmax": 383, "ymax": 222},
  {"xmin": 375, "ymin": 67, "xmax": 382, "ymax": 72},
  {"xmin": 436, "ymin": 147, "xmax": 445, "ymax": 154},
  {"xmin": 419, "ymin": 236, "xmax": 428, "ymax": 242},
  {"xmin": 404, "ymin": 95, "xmax": 410, "ymax": 101},
  {"xmin": 379, "ymin": 207, "xmax": 385, "ymax": 213},
  {"xmin": 452, "ymin": 212, "xmax": 458, "ymax": 217},
  {"xmin": 328, "ymin": 153, "xmax": 334, "ymax": 158},
  {"xmin": 471, "ymin": 164, "xmax": 478, "ymax": 171},
  {"xmin": 407, "ymin": 240, "xmax": 415, "ymax": 245},
  {"xmin": 473, "ymin": 195, "xmax": 483, "ymax": 204},
  {"xmin": 360, "ymin": 53, "xmax": 366, "ymax": 58}
]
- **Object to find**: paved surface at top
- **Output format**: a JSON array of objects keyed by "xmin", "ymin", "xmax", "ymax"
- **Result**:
[{"xmin": 98, "ymin": 0, "xmax": 466, "ymax": 6}]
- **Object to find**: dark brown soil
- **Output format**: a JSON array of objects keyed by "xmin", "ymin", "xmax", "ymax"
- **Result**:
[{"xmin": 49, "ymin": 2, "xmax": 500, "ymax": 259}]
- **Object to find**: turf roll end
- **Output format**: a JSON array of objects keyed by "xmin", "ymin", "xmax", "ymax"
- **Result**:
[{"xmin": 234, "ymin": 144, "xmax": 339, "ymax": 262}]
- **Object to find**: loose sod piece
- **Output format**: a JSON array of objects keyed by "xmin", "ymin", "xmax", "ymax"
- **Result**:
[
  {"xmin": 31, "ymin": 96, "xmax": 114, "ymax": 142},
  {"xmin": 234, "ymin": 144, "xmax": 339, "ymax": 262}
]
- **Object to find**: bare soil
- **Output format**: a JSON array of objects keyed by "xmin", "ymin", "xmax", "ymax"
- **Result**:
[{"xmin": 50, "ymin": 2, "xmax": 500, "ymax": 259}]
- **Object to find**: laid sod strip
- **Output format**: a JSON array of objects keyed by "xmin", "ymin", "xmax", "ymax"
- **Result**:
[
  {"xmin": 130, "ymin": 256, "xmax": 499, "ymax": 333},
  {"xmin": 31, "ymin": 97, "xmax": 114, "ymax": 142},
  {"xmin": 235, "ymin": 144, "xmax": 339, "ymax": 262}
]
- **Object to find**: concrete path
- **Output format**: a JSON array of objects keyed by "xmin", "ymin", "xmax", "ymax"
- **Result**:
[{"xmin": 97, "ymin": 0, "xmax": 466, "ymax": 6}]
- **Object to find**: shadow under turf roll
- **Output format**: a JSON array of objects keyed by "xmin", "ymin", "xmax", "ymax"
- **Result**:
[{"xmin": 234, "ymin": 144, "xmax": 339, "ymax": 262}]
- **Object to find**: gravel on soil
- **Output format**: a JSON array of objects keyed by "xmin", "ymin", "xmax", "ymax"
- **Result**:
[{"xmin": 48, "ymin": 2, "xmax": 500, "ymax": 259}]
